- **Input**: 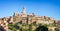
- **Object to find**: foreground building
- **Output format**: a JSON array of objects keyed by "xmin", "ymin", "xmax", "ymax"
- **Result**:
[{"xmin": 0, "ymin": 7, "xmax": 56, "ymax": 31}]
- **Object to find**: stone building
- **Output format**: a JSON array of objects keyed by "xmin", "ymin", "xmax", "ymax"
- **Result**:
[
  {"xmin": 0, "ymin": 17, "xmax": 9, "ymax": 31},
  {"xmin": 0, "ymin": 7, "xmax": 56, "ymax": 31}
]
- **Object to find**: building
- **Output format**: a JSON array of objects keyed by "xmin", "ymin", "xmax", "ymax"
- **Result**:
[{"xmin": 0, "ymin": 7, "xmax": 56, "ymax": 31}]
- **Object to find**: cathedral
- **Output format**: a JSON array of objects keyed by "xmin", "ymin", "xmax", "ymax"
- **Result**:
[{"xmin": 0, "ymin": 7, "xmax": 56, "ymax": 31}]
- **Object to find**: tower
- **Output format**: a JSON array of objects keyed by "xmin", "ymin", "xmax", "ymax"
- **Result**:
[
  {"xmin": 21, "ymin": 6, "xmax": 27, "ymax": 17},
  {"xmin": 13, "ymin": 12, "xmax": 20, "ymax": 16},
  {"xmin": 22, "ymin": 6, "xmax": 26, "ymax": 14}
]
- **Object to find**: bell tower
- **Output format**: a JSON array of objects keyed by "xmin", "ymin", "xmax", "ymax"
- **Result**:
[
  {"xmin": 22, "ymin": 6, "xmax": 26, "ymax": 14},
  {"xmin": 21, "ymin": 6, "xmax": 27, "ymax": 17}
]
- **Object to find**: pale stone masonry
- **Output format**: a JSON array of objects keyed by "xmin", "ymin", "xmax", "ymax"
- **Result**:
[{"xmin": 0, "ymin": 7, "xmax": 56, "ymax": 31}]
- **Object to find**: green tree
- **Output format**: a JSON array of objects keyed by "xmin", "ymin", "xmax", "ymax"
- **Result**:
[
  {"xmin": 8, "ymin": 24, "xmax": 17, "ymax": 31},
  {"xmin": 35, "ymin": 25, "xmax": 48, "ymax": 31}
]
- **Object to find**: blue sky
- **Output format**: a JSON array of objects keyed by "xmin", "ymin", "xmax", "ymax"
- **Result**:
[{"xmin": 0, "ymin": 0, "xmax": 60, "ymax": 20}]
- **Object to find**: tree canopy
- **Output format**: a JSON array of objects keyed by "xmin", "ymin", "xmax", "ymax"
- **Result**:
[{"xmin": 35, "ymin": 25, "xmax": 48, "ymax": 31}]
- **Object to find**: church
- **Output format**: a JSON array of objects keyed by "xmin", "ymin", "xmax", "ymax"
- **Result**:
[{"xmin": 0, "ymin": 6, "xmax": 56, "ymax": 31}]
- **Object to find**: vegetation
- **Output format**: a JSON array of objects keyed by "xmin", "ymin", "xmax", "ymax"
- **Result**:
[
  {"xmin": 35, "ymin": 25, "xmax": 48, "ymax": 31},
  {"xmin": 8, "ymin": 20, "xmax": 56, "ymax": 31},
  {"xmin": 8, "ymin": 24, "xmax": 19, "ymax": 31}
]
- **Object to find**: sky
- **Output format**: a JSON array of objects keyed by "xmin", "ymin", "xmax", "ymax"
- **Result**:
[{"xmin": 0, "ymin": 0, "xmax": 60, "ymax": 20}]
